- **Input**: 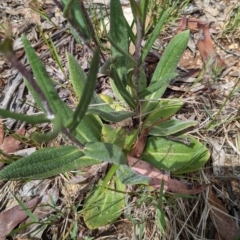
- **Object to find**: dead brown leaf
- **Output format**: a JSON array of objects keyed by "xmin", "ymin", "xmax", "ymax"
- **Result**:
[
  {"xmin": 0, "ymin": 128, "xmax": 25, "ymax": 154},
  {"xmin": 197, "ymin": 23, "xmax": 227, "ymax": 70},
  {"xmin": 127, "ymin": 155, "xmax": 206, "ymax": 194},
  {"xmin": 0, "ymin": 124, "xmax": 25, "ymax": 168},
  {"xmin": 209, "ymin": 186, "xmax": 240, "ymax": 240},
  {"xmin": 129, "ymin": 118, "xmax": 168, "ymax": 158},
  {"xmin": 0, "ymin": 196, "xmax": 41, "ymax": 240},
  {"xmin": 176, "ymin": 17, "xmax": 227, "ymax": 73}
]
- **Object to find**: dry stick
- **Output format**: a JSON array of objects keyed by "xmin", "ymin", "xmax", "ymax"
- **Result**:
[
  {"xmin": 133, "ymin": 0, "xmax": 144, "ymax": 122},
  {"xmin": 211, "ymin": 33, "xmax": 240, "ymax": 58}
]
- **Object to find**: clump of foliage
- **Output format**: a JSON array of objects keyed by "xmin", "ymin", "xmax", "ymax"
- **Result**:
[{"xmin": 0, "ymin": 0, "xmax": 209, "ymax": 232}]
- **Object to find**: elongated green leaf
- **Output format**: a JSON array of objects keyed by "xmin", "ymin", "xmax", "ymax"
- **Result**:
[
  {"xmin": 111, "ymin": 68, "xmax": 136, "ymax": 109},
  {"xmin": 0, "ymin": 146, "xmax": 100, "ymax": 180},
  {"xmin": 142, "ymin": 135, "xmax": 210, "ymax": 174},
  {"xmin": 62, "ymin": 0, "xmax": 90, "ymax": 40},
  {"xmin": 117, "ymin": 165, "xmax": 150, "ymax": 185},
  {"xmin": 139, "ymin": 73, "xmax": 177, "ymax": 98},
  {"xmin": 0, "ymin": 109, "xmax": 49, "ymax": 124},
  {"xmin": 84, "ymin": 142, "xmax": 127, "ymax": 165},
  {"xmin": 110, "ymin": 0, "xmax": 128, "ymax": 80},
  {"xmin": 83, "ymin": 177, "xmax": 125, "ymax": 229},
  {"xmin": 101, "ymin": 124, "xmax": 137, "ymax": 151},
  {"xmin": 142, "ymin": 30, "xmax": 190, "ymax": 114},
  {"xmin": 22, "ymin": 35, "xmax": 63, "ymax": 115},
  {"xmin": 23, "ymin": 38, "xmax": 101, "ymax": 143},
  {"xmin": 67, "ymin": 53, "xmax": 87, "ymax": 101},
  {"xmin": 87, "ymin": 107, "xmax": 134, "ymax": 122},
  {"xmin": 68, "ymin": 52, "xmax": 130, "ymax": 122},
  {"xmin": 140, "ymin": 9, "xmax": 170, "ymax": 63},
  {"xmin": 67, "ymin": 48, "xmax": 99, "ymax": 132},
  {"xmin": 148, "ymin": 119, "xmax": 198, "ymax": 136},
  {"xmin": 143, "ymin": 99, "xmax": 183, "ymax": 126}
]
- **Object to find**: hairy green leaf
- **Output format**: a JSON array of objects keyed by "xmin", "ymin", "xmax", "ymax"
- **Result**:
[
  {"xmin": 142, "ymin": 30, "xmax": 190, "ymax": 114},
  {"xmin": 110, "ymin": 0, "xmax": 128, "ymax": 81},
  {"xmin": 0, "ymin": 146, "xmax": 100, "ymax": 180},
  {"xmin": 62, "ymin": 0, "xmax": 90, "ymax": 40},
  {"xmin": 23, "ymin": 37, "xmax": 101, "ymax": 143},
  {"xmin": 143, "ymin": 99, "xmax": 183, "ymax": 126},
  {"xmin": 84, "ymin": 142, "xmax": 127, "ymax": 165}
]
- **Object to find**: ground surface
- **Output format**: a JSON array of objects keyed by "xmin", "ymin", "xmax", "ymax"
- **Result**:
[{"xmin": 0, "ymin": 0, "xmax": 240, "ymax": 239}]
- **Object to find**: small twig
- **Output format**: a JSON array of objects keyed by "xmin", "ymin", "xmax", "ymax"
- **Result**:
[{"xmin": 211, "ymin": 33, "xmax": 240, "ymax": 58}]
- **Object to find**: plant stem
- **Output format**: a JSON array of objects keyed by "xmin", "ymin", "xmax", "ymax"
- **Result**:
[{"xmin": 133, "ymin": 0, "xmax": 143, "ymax": 120}]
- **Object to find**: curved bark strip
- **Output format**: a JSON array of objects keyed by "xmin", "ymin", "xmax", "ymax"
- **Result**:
[{"xmin": 127, "ymin": 155, "xmax": 207, "ymax": 194}]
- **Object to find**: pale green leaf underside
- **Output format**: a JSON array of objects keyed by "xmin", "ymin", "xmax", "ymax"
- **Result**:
[
  {"xmin": 117, "ymin": 165, "xmax": 150, "ymax": 185},
  {"xmin": 142, "ymin": 135, "xmax": 210, "ymax": 174},
  {"xmin": 83, "ymin": 178, "xmax": 125, "ymax": 229},
  {"xmin": 84, "ymin": 142, "xmax": 127, "ymax": 165},
  {"xmin": 148, "ymin": 119, "xmax": 198, "ymax": 136},
  {"xmin": 144, "ymin": 99, "xmax": 184, "ymax": 126}
]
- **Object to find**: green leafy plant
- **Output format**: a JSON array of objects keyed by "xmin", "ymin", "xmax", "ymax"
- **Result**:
[{"xmin": 0, "ymin": 0, "xmax": 209, "ymax": 232}]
